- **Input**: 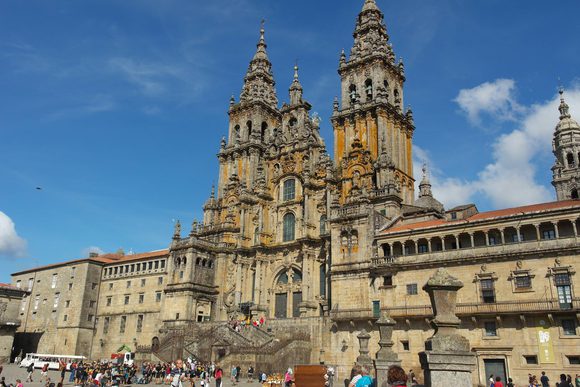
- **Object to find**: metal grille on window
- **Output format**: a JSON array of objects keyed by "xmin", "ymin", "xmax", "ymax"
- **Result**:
[
  {"xmin": 555, "ymin": 273, "xmax": 571, "ymax": 286},
  {"xmin": 515, "ymin": 276, "xmax": 531, "ymax": 289}
]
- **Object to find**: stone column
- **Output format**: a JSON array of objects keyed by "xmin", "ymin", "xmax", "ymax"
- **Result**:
[
  {"xmin": 234, "ymin": 262, "xmax": 242, "ymax": 305},
  {"xmin": 356, "ymin": 329, "xmax": 373, "ymax": 369},
  {"xmin": 373, "ymin": 313, "xmax": 401, "ymax": 387},
  {"xmin": 419, "ymin": 269, "xmax": 475, "ymax": 387}
]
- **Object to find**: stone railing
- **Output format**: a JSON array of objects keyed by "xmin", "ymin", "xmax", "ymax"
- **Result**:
[
  {"xmin": 331, "ymin": 204, "xmax": 367, "ymax": 220},
  {"xmin": 330, "ymin": 298, "xmax": 580, "ymax": 321},
  {"xmin": 372, "ymin": 237, "xmax": 579, "ymax": 268}
]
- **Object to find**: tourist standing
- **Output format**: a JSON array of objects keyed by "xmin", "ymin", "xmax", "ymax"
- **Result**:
[
  {"xmin": 541, "ymin": 372, "xmax": 550, "ymax": 387},
  {"xmin": 557, "ymin": 374, "xmax": 572, "ymax": 387},
  {"xmin": 575, "ymin": 374, "xmax": 580, "ymax": 387},
  {"xmin": 16, "ymin": 379, "xmax": 23, "ymax": 387},
  {"xmin": 215, "ymin": 366, "xmax": 223, "ymax": 387},
  {"xmin": 507, "ymin": 377, "xmax": 514, "ymax": 387},
  {"xmin": 354, "ymin": 368, "xmax": 372, "ymax": 387},
  {"xmin": 495, "ymin": 376, "xmax": 504, "ymax": 387}
]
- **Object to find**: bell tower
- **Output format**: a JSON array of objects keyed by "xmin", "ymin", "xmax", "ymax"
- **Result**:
[
  {"xmin": 331, "ymin": 0, "xmax": 415, "ymax": 208},
  {"xmin": 552, "ymin": 89, "xmax": 580, "ymax": 200}
]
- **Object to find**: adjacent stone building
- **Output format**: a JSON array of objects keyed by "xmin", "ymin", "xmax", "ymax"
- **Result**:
[
  {"xmin": 0, "ymin": 283, "xmax": 27, "ymax": 363},
  {"xmin": 11, "ymin": 1, "xmax": 580, "ymax": 385}
]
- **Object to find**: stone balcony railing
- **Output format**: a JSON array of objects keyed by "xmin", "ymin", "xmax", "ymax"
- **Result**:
[
  {"xmin": 331, "ymin": 204, "xmax": 368, "ymax": 220},
  {"xmin": 371, "ymin": 237, "xmax": 579, "ymax": 268},
  {"xmin": 329, "ymin": 298, "xmax": 580, "ymax": 322}
]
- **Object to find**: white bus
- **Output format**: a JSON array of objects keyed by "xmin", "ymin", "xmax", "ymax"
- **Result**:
[{"xmin": 19, "ymin": 353, "xmax": 87, "ymax": 370}]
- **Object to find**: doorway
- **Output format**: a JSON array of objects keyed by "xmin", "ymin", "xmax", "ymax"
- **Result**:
[{"xmin": 484, "ymin": 359, "xmax": 506, "ymax": 385}]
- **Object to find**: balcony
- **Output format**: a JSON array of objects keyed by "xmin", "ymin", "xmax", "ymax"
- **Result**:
[
  {"xmin": 372, "ymin": 237, "xmax": 579, "ymax": 269},
  {"xmin": 330, "ymin": 298, "xmax": 580, "ymax": 322},
  {"xmin": 331, "ymin": 204, "xmax": 368, "ymax": 221}
]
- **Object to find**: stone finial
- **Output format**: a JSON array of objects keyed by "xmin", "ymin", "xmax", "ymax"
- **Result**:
[
  {"xmin": 419, "ymin": 269, "xmax": 475, "ymax": 387},
  {"xmin": 356, "ymin": 329, "xmax": 373, "ymax": 367},
  {"xmin": 375, "ymin": 312, "xmax": 399, "ymax": 361},
  {"xmin": 173, "ymin": 220, "xmax": 181, "ymax": 239},
  {"xmin": 423, "ymin": 268, "xmax": 466, "ymax": 350}
]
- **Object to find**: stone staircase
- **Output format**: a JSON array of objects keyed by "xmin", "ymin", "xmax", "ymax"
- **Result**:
[{"xmin": 151, "ymin": 321, "xmax": 312, "ymax": 372}]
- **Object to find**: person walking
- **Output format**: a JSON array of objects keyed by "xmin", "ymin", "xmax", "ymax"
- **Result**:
[{"xmin": 26, "ymin": 362, "xmax": 34, "ymax": 382}]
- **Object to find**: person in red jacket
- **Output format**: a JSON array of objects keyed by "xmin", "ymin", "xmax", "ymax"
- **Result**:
[{"xmin": 495, "ymin": 376, "xmax": 504, "ymax": 387}]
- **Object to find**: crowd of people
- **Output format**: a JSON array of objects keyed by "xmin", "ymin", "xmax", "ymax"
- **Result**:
[
  {"xmin": 487, "ymin": 371, "xmax": 580, "ymax": 387},
  {"xmin": 3, "ymin": 358, "xmax": 580, "ymax": 387}
]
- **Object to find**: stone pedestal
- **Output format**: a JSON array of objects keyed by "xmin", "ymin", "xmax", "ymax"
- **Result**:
[
  {"xmin": 419, "ymin": 269, "xmax": 476, "ymax": 387},
  {"xmin": 373, "ymin": 313, "xmax": 401, "ymax": 387},
  {"xmin": 356, "ymin": 329, "xmax": 373, "ymax": 369}
]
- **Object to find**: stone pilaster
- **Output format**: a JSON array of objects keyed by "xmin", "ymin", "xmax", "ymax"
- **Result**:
[{"xmin": 419, "ymin": 269, "xmax": 475, "ymax": 387}]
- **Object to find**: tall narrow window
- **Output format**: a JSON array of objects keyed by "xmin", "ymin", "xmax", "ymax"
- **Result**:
[
  {"xmin": 283, "ymin": 179, "xmax": 296, "ymax": 201},
  {"xmin": 51, "ymin": 274, "xmax": 58, "ymax": 289},
  {"xmin": 555, "ymin": 273, "xmax": 573, "ymax": 309},
  {"xmin": 53, "ymin": 293, "xmax": 60, "ymax": 309},
  {"xmin": 120, "ymin": 316, "xmax": 126, "ymax": 333},
  {"xmin": 365, "ymin": 79, "xmax": 373, "ymax": 100},
  {"xmin": 283, "ymin": 213, "xmax": 295, "ymax": 242},
  {"xmin": 136, "ymin": 315, "xmax": 144, "ymax": 333},
  {"xmin": 319, "ymin": 264, "xmax": 326, "ymax": 298},
  {"xmin": 103, "ymin": 317, "xmax": 110, "ymax": 334},
  {"xmin": 481, "ymin": 279, "xmax": 496, "ymax": 303}
]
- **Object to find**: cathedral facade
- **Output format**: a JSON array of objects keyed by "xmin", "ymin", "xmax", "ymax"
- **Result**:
[{"xmin": 10, "ymin": 1, "xmax": 580, "ymax": 385}]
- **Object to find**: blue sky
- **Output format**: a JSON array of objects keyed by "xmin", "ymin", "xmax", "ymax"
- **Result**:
[{"xmin": 1, "ymin": 0, "xmax": 579, "ymax": 281}]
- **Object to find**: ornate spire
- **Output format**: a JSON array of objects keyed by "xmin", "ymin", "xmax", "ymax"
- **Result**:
[
  {"xmin": 289, "ymin": 62, "xmax": 303, "ymax": 105},
  {"xmin": 343, "ymin": 0, "xmax": 392, "ymax": 66},
  {"xmin": 239, "ymin": 20, "xmax": 278, "ymax": 108},
  {"xmin": 559, "ymin": 88, "xmax": 571, "ymax": 120}
]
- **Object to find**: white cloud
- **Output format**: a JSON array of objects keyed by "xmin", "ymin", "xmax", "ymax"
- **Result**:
[
  {"xmin": 108, "ymin": 57, "xmax": 182, "ymax": 96},
  {"xmin": 455, "ymin": 79, "xmax": 525, "ymax": 126},
  {"xmin": 82, "ymin": 246, "xmax": 105, "ymax": 257},
  {"xmin": 0, "ymin": 211, "xmax": 27, "ymax": 258},
  {"xmin": 416, "ymin": 81, "xmax": 580, "ymax": 209}
]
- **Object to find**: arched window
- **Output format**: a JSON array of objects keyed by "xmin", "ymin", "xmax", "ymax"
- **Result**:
[
  {"xmin": 277, "ymin": 272, "xmax": 289, "ymax": 284},
  {"xmin": 320, "ymin": 215, "xmax": 327, "ymax": 235},
  {"xmin": 254, "ymin": 227, "xmax": 260, "ymax": 245},
  {"xmin": 289, "ymin": 117, "xmax": 297, "ymax": 127},
  {"xmin": 394, "ymin": 89, "xmax": 400, "ymax": 105},
  {"xmin": 261, "ymin": 122, "xmax": 268, "ymax": 142},
  {"xmin": 349, "ymin": 84, "xmax": 357, "ymax": 103},
  {"xmin": 233, "ymin": 125, "xmax": 240, "ymax": 142},
  {"xmin": 283, "ymin": 179, "xmax": 296, "ymax": 201},
  {"xmin": 196, "ymin": 257, "xmax": 201, "ymax": 266},
  {"xmin": 292, "ymin": 269, "xmax": 302, "ymax": 282},
  {"xmin": 365, "ymin": 79, "xmax": 373, "ymax": 101},
  {"xmin": 283, "ymin": 213, "xmax": 295, "ymax": 242},
  {"xmin": 572, "ymin": 189, "xmax": 579, "ymax": 199},
  {"xmin": 567, "ymin": 153, "xmax": 575, "ymax": 168},
  {"xmin": 246, "ymin": 120, "xmax": 253, "ymax": 136},
  {"xmin": 182, "ymin": 257, "xmax": 186, "ymax": 266},
  {"xmin": 202, "ymin": 259, "xmax": 207, "ymax": 267}
]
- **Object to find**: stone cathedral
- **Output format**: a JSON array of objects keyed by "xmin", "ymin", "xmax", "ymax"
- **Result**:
[{"xmin": 9, "ymin": 1, "xmax": 580, "ymax": 385}]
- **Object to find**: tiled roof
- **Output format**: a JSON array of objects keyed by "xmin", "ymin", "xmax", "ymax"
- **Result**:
[
  {"xmin": 381, "ymin": 199, "xmax": 580, "ymax": 235},
  {"xmin": 0, "ymin": 283, "xmax": 27, "ymax": 292},
  {"xmin": 11, "ymin": 249, "xmax": 169, "ymax": 276}
]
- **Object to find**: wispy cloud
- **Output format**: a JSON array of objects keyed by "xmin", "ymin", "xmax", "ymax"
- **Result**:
[
  {"xmin": 48, "ymin": 94, "xmax": 115, "ymax": 120},
  {"xmin": 0, "ymin": 211, "xmax": 27, "ymax": 259},
  {"xmin": 416, "ymin": 81, "xmax": 580, "ymax": 209},
  {"xmin": 108, "ymin": 57, "xmax": 182, "ymax": 96},
  {"xmin": 454, "ymin": 78, "xmax": 525, "ymax": 127}
]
